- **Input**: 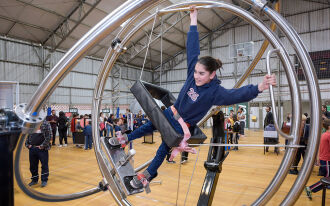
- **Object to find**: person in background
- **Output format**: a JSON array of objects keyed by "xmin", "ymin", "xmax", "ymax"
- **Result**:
[
  {"xmin": 106, "ymin": 114, "xmax": 114, "ymax": 137},
  {"xmin": 228, "ymin": 112, "xmax": 234, "ymax": 144},
  {"xmin": 305, "ymin": 119, "xmax": 330, "ymax": 200},
  {"xmin": 264, "ymin": 106, "xmax": 276, "ymax": 153},
  {"xmin": 237, "ymin": 107, "xmax": 246, "ymax": 138},
  {"xmin": 57, "ymin": 111, "xmax": 68, "ymax": 147},
  {"xmin": 321, "ymin": 105, "xmax": 330, "ymax": 120},
  {"xmin": 232, "ymin": 114, "xmax": 240, "ymax": 150},
  {"xmin": 71, "ymin": 113, "xmax": 79, "ymax": 145},
  {"xmin": 289, "ymin": 115, "xmax": 307, "ymax": 175},
  {"xmin": 46, "ymin": 110, "xmax": 58, "ymax": 145},
  {"xmin": 83, "ymin": 119, "xmax": 93, "ymax": 150},
  {"xmin": 114, "ymin": 118, "xmax": 124, "ymax": 133},
  {"xmin": 99, "ymin": 112, "xmax": 106, "ymax": 137},
  {"xmin": 25, "ymin": 120, "xmax": 52, "ymax": 187}
]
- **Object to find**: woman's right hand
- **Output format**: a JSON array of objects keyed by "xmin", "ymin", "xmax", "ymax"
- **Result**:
[{"xmin": 190, "ymin": 5, "xmax": 197, "ymax": 25}]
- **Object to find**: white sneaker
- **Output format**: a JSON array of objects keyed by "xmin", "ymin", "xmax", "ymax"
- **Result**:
[
  {"xmin": 58, "ymin": 145, "xmax": 62, "ymax": 147},
  {"xmin": 63, "ymin": 144, "xmax": 68, "ymax": 147}
]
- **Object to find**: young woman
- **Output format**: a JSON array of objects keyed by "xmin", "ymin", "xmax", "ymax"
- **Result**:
[{"xmin": 110, "ymin": 6, "xmax": 276, "ymax": 190}]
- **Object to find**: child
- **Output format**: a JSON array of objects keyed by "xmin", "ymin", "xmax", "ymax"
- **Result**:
[
  {"xmin": 83, "ymin": 120, "xmax": 92, "ymax": 150},
  {"xmin": 109, "ymin": 6, "xmax": 276, "ymax": 190}
]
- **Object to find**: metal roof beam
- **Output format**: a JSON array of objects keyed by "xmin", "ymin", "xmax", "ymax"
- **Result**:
[
  {"xmin": 16, "ymin": 0, "xmax": 92, "ymax": 29},
  {"xmin": 43, "ymin": 0, "xmax": 102, "ymax": 52}
]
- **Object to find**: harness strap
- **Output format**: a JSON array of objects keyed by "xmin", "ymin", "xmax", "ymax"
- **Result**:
[{"xmin": 169, "ymin": 106, "xmax": 196, "ymax": 161}]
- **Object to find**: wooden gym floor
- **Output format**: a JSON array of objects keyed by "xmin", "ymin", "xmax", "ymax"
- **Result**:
[{"xmin": 14, "ymin": 129, "xmax": 328, "ymax": 206}]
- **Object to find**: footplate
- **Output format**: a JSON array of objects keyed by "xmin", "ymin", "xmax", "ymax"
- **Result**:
[{"xmin": 101, "ymin": 137, "xmax": 144, "ymax": 195}]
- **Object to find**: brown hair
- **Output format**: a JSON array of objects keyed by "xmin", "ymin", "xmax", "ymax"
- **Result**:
[
  {"xmin": 323, "ymin": 119, "xmax": 330, "ymax": 130},
  {"xmin": 197, "ymin": 56, "xmax": 222, "ymax": 73}
]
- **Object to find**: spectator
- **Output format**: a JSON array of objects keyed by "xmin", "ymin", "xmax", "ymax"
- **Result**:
[
  {"xmin": 113, "ymin": 118, "xmax": 124, "ymax": 132},
  {"xmin": 71, "ymin": 113, "xmax": 79, "ymax": 145},
  {"xmin": 237, "ymin": 107, "xmax": 246, "ymax": 138},
  {"xmin": 25, "ymin": 120, "xmax": 52, "ymax": 187},
  {"xmin": 99, "ymin": 112, "xmax": 106, "ymax": 137},
  {"xmin": 57, "ymin": 111, "xmax": 68, "ymax": 147},
  {"xmin": 232, "ymin": 114, "xmax": 240, "ymax": 151},
  {"xmin": 289, "ymin": 115, "xmax": 307, "ymax": 175},
  {"xmin": 305, "ymin": 119, "xmax": 330, "ymax": 200},
  {"xmin": 106, "ymin": 114, "xmax": 114, "ymax": 137},
  {"xmin": 322, "ymin": 105, "xmax": 330, "ymax": 120},
  {"xmin": 83, "ymin": 119, "xmax": 93, "ymax": 150},
  {"xmin": 264, "ymin": 106, "xmax": 276, "ymax": 153},
  {"xmin": 264, "ymin": 106, "xmax": 274, "ymax": 129},
  {"xmin": 46, "ymin": 110, "xmax": 58, "ymax": 145}
]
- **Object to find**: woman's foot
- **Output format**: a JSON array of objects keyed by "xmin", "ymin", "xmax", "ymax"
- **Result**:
[
  {"xmin": 130, "ymin": 170, "xmax": 151, "ymax": 193},
  {"xmin": 108, "ymin": 132, "xmax": 128, "ymax": 148}
]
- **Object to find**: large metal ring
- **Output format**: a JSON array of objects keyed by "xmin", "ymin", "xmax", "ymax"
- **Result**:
[{"xmin": 13, "ymin": 0, "xmax": 321, "ymax": 205}]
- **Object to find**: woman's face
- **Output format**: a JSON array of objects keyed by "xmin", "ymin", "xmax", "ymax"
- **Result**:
[{"xmin": 194, "ymin": 63, "xmax": 216, "ymax": 86}]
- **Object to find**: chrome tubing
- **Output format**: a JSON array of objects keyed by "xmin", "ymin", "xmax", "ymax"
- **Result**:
[
  {"xmin": 14, "ymin": 0, "xmax": 156, "ymax": 203},
  {"xmin": 197, "ymin": 1, "xmax": 281, "ymax": 127},
  {"xmin": 241, "ymin": 0, "xmax": 321, "ymax": 205},
  {"xmin": 93, "ymin": 1, "xmax": 301, "ymax": 206},
  {"xmin": 92, "ymin": 1, "xmax": 169, "ymax": 205},
  {"xmin": 266, "ymin": 49, "xmax": 293, "ymax": 140},
  {"xmin": 263, "ymin": 5, "xmax": 321, "ymax": 206}
]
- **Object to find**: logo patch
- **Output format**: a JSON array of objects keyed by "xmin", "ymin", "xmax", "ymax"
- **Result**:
[{"xmin": 187, "ymin": 88, "xmax": 199, "ymax": 102}]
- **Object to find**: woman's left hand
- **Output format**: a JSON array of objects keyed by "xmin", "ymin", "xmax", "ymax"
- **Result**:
[{"xmin": 258, "ymin": 74, "xmax": 276, "ymax": 92}]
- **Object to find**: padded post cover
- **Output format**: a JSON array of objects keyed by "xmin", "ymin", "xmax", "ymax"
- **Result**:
[{"xmin": 130, "ymin": 81, "xmax": 183, "ymax": 147}]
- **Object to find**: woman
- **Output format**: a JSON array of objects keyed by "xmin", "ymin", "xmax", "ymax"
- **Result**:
[
  {"xmin": 57, "ymin": 111, "xmax": 68, "ymax": 147},
  {"xmin": 237, "ymin": 107, "xmax": 246, "ymax": 138},
  {"xmin": 110, "ymin": 6, "xmax": 276, "ymax": 190}
]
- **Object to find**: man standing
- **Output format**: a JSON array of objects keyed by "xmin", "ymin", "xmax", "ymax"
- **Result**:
[
  {"xmin": 47, "ymin": 110, "xmax": 58, "ymax": 145},
  {"xmin": 264, "ymin": 106, "xmax": 274, "ymax": 129},
  {"xmin": 264, "ymin": 106, "xmax": 276, "ymax": 153},
  {"xmin": 25, "ymin": 120, "xmax": 52, "ymax": 187},
  {"xmin": 322, "ymin": 105, "xmax": 330, "ymax": 120}
]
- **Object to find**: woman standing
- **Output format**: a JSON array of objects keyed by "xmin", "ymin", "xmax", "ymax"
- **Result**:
[{"xmin": 57, "ymin": 111, "xmax": 68, "ymax": 147}]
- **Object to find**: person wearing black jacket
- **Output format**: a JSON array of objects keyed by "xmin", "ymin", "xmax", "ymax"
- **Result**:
[
  {"xmin": 25, "ymin": 120, "xmax": 52, "ymax": 187},
  {"xmin": 57, "ymin": 111, "xmax": 68, "ymax": 147},
  {"xmin": 264, "ymin": 106, "xmax": 274, "ymax": 129}
]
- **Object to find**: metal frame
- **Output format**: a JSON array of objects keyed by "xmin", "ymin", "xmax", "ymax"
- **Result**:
[{"xmin": 12, "ymin": 0, "xmax": 321, "ymax": 205}]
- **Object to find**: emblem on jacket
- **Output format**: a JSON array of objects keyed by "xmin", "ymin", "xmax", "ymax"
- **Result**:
[{"xmin": 187, "ymin": 88, "xmax": 199, "ymax": 102}]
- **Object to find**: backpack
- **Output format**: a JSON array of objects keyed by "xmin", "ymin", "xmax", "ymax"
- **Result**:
[{"xmin": 233, "ymin": 121, "xmax": 240, "ymax": 132}]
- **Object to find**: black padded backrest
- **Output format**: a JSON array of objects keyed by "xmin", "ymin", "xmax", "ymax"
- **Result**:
[
  {"xmin": 141, "ymin": 81, "xmax": 176, "ymax": 108},
  {"xmin": 189, "ymin": 126, "xmax": 207, "ymax": 145},
  {"xmin": 130, "ymin": 81, "xmax": 183, "ymax": 147}
]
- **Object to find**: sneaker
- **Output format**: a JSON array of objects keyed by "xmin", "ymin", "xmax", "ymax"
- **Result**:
[
  {"xmin": 41, "ymin": 181, "xmax": 47, "ymax": 187},
  {"xmin": 28, "ymin": 181, "xmax": 38, "ymax": 186},
  {"xmin": 180, "ymin": 160, "xmax": 187, "ymax": 164},
  {"xmin": 305, "ymin": 186, "xmax": 312, "ymax": 200},
  {"xmin": 289, "ymin": 169, "xmax": 298, "ymax": 175},
  {"xmin": 63, "ymin": 144, "xmax": 68, "ymax": 147},
  {"xmin": 166, "ymin": 160, "xmax": 176, "ymax": 164},
  {"xmin": 109, "ymin": 132, "xmax": 128, "ymax": 148},
  {"xmin": 130, "ymin": 170, "xmax": 151, "ymax": 193},
  {"xmin": 58, "ymin": 144, "xmax": 62, "ymax": 147}
]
